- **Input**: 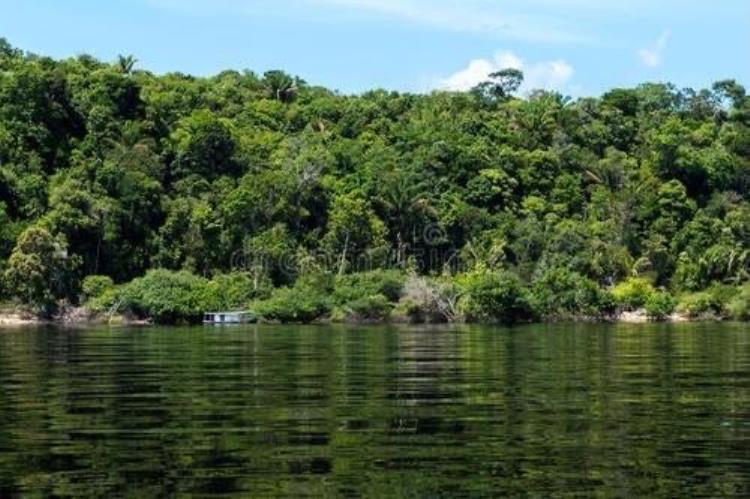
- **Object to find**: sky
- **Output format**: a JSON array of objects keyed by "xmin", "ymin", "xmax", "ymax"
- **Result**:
[{"xmin": 0, "ymin": 0, "xmax": 748, "ymax": 96}]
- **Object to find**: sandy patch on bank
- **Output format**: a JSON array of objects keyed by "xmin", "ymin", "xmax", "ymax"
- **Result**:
[
  {"xmin": 0, "ymin": 314, "xmax": 43, "ymax": 327},
  {"xmin": 618, "ymin": 309, "xmax": 692, "ymax": 323}
]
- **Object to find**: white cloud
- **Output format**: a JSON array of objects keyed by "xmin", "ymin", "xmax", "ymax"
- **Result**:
[
  {"xmin": 437, "ymin": 51, "xmax": 574, "ymax": 94},
  {"xmin": 638, "ymin": 30, "xmax": 671, "ymax": 68}
]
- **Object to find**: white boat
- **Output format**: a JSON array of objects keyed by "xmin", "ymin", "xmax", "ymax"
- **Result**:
[{"xmin": 203, "ymin": 311, "xmax": 257, "ymax": 325}]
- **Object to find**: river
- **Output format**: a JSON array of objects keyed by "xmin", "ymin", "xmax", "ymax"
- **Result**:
[{"xmin": 0, "ymin": 323, "xmax": 748, "ymax": 496}]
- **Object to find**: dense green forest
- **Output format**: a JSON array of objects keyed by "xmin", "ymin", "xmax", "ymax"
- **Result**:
[{"xmin": 0, "ymin": 39, "xmax": 749, "ymax": 324}]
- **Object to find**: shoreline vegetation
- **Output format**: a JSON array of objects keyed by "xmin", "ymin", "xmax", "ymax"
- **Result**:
[
  {"xmin": 0, "ymin": 313, "xmax": 704, "ymax": 327},
  {"xmin": 0, "ymin": 40, "xmax": 749, "ymax": 328},
  {"xmin": 0, "ymin": 308, "xmax": 732, "ymax": 328},
  {"xmin": 2, "ymin": 268, "xmax": 748, "ymax": 327}
]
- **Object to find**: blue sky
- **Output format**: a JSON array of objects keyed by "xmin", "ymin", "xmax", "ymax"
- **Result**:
[{"xmin": 0, "ymin": 0, "xmax": 748, "ymax": 96}]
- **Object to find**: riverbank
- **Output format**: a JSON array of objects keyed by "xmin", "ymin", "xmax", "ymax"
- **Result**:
[
  {"xmin": 0, "ymin": 309, "xmax": 714, "ymax": 328},
  {"xmin": 0, "ymin": 308, "xmax": 152, "ymax": 328},
  {"xmin": 0, "ymin": 313, "xmax": 42, "ymax": 327}
]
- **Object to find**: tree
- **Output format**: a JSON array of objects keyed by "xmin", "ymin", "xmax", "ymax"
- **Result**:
[
  {"xmin": 0, "ymin": 40, "xmax": 749, "ymax": 324},
  {"xmin": 472, "ymin": 68, "xmax": 524, "ymax": 102},
  {"xmin": 117, "ymin": 269, "xmax": 217, "ymax": 324},
  {"xmin": 170, "ymin": 110, "xmax": 237, "ymax": 179},
  {"xmin": 322, "ymin": 193, "xmax": 389, "ymax": 274},
  {"xmin": 713, "ymin": 80, "xmax": 746, "ymax": 109},
  {"xmin": 115, "ymin": 54, "xmax": 138, "ymax": 74},
  {"xmin": 4, "ymin": 227, "xmax": 76, "ymax": 315},
  {"xmin": 263, "ymin": 70, "xmax": 304, "ymax": 103},
  {"xmin": 0, "ymin": 37, "xmax": 21, "ymax": 60},
  {"xmin": 459, "ymin": 270, "xmax": 535, "ymax": 324}
]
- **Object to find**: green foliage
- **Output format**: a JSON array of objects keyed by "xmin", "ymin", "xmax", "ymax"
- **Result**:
[
  {"xmin": 336, "ymin": 294, "xmax": 394, "ymax": 323},
  {"xmin": 243, "ymin": 224, "xmax": 298, "ymax": 286},
  {"xmin": 322, "ymin": 193, "xmax": 389, "ymax": 272},
  {"xmin": 117, "ymin": 269, "xmax": 216, "ymax": 324},
  {"xmin": 473, "ymin": 68, "xmax": 524, "ymax": 102},
  {"xmin": 209, "ymin": 272, "xmax": 270, "ymax": 310},
  {"xmin": 253, "ymin": 285, "xmax": 330, "ymax": 324},
  {"xmin": 332, "ymin": 270, "xmax": 405, "ymax": 305},
  {"xmin": 612, "ymin": 278, "xmax": 656, "ymax": 311},
  {"xmin": 727, "ymin": 284, "xmax": 750, "ymax": 321},
  {"xmin": 677, "ymin": 284, "xmax": 737, "ymax": 319},
  {"xmin": 459, "ymin": 270, "xmax": 535, "ymax": 324},
  {"xmin": 3, "ymin": 226, "xmax": 76, "ymax": 315},
  {"xmin": 81, "ymin": 275, "xmax": 114, "ymax": 302},
  {"xmin": 678, "ymin": 291, "xmax": 719, "ymax": 318},
  {"xmin": 0, "ymin": 39, "xmax": 748, "ymax": 322},
  {"xmin": 170, "ymin": 110, "xmax": 237, "ymax": 179},
  {"xmin": 645, "ymin": 291, "xmax": 677, "ymax": 321},
  {"xmin": 328, "ymin": 270, "xmax": 405, "ymax": 323},
  {"xmin": 530, "ymin": 267, "xmax": 617, "ymax": 319}
]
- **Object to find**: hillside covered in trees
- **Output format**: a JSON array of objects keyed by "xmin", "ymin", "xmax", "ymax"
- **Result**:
[{"xmin": 0, "ymin": 39, "xmax": 749, "ymax": 324}]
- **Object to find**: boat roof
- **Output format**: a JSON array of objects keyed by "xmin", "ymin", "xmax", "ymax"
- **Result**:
[{"xmin": 204, "ymin": 311, "xmax": 255, "ymax": 315}]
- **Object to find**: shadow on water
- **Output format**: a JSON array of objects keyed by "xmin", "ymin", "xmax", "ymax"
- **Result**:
[{"xmin": 0, "ymin": 323, "xmax": 748, "ymax": 496}]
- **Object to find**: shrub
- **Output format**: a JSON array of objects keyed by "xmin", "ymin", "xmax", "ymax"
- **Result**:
[
  {"xmin": 677, "ymin": 284, "xmax": 737, "ymax": 319},
  {"xmin": 677, "ymin": 291, "xmax": 714, "ymax": 318},
  {"xmin": 209, "ymin": 272, "xmax": 271, "ymax": 310},
  {"xmin": 530, "ymin": 267, "xmax": 617, "ymax": 319},
  {"xmin": 328, "ymin": 270, "xmax": 405, "ymax": 323},
  {"xmin": 612, "ymin": 277, "xmax": 656, "ymax": 311},
  {"xmin": 396, "ymin": 275, "xmax": 462, "ymax": 323},
  {"xmin": 253, "ymin": 273, "xmax": 333, "ymax": 323},
  {"xmin": 727, "ymin": 284, "xmax": 750, "ymax": 321},
  {"xmin": 253, "ymin": 286, "xmax": 330, "ymax": 323},
  {"xmin": 337, "ymin": 294, "xmax": 393, "ymax": 323},
  {"xmin": 645, "ymin": 291, "xmax": 677, "ymax": 321},
  {"xmin": 81, "ymin": 275, "xmax": 115, "ymax": 302},
  {"xmin": 86, "ymin": 288, "xmax": 120, "ymax": 314},
  {"xmin": 118, "ymin": 269, "xmax": 216, "ymax": 324},
  {"xmin": 459, "ymin": 271, "xmax": 535, "ymax": 324},
  {"xmin": 708, "ymin": 284, "xmax": 740, "ymax": 311},
  {"xmin": 333, "ymin": 270, "xmax": 405, "ymax": 306}
]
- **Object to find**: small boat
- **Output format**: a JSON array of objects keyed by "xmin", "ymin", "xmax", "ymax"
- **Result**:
[{"xmin": 203, "ymin": 311, "xmax": 257, "ymax": 325}]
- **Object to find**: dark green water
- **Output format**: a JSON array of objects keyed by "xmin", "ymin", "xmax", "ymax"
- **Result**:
[{"xmin": 0, "ymin": 324, "xmax": 748, "ymax": 497}]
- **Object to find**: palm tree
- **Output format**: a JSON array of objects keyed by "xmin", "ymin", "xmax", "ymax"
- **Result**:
[
  {"xmin": 376, "ymin": 170, "xmax": 436, "ymax": 264},
  {"xmin": 263, "ymin": 70, "xmax": 304, "ymax": 103},
  {"xmin": 116, "ymin": 54, "xmax": 137, "ymax": 74}
]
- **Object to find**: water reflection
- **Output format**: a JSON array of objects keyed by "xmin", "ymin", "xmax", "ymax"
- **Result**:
[{"xmin": 0, "ymin": 323, "xmax": 748, "ymax": 496}]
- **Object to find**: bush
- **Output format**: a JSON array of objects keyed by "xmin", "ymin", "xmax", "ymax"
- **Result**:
[
  {"xmin": 645, "ymin": 291, "xmax": 677, "ymax": 321},
  {"xmin": 459, "ymin": 271, "xmax": 535, "ymax": 324},
  {"xmin": 612, "ymin": 277, "xmax": 656, "ymax": 311},
  {"xmin": 677, "ymin": 284, "xmax": 737, "ymax": 319},
  {"xmin": 336, "ymin": 294, "xmax": 394, "ymax": 323},
  {"xmin": 327, "ymin": 270, "xmax": 405, "ymax": 323},
  {"xmin": 253, "ymin": 273, "xmax": 333, "ymax": 323},
  {"xmin": 209, "ymin": 272, "xmax": 271, "ymax": 310},
  {"xmin": 727, "ymin": 284, "xmax": 750, "ymax": 321},
  {"xmin": 677, "ymin": 291, "xmax": 715, "ymax": 318},
  {"xmin": 81, "ymin": 275, "xmax": 115, "ymax": 302},
  {"xmin": 332, "ymin": 270, "xmax": 405, "ymax": 306},
  {"xmin": 253, "ymin": 286, "xmax": 330, "ymax": 323},
  {"xmin": 86, "ymin": 288, "xmax": 120, "ymax": 314},
  {"xmin": 395, "ymin": 275, "xmax": 461, "ymax": 323},
  {"xmin": 118, "ymin": 269, "xmax": 216, "ymax": 324},
  {"xmin": 530, "ymin": 267, "xmax": 616, "ymax": 319}
]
